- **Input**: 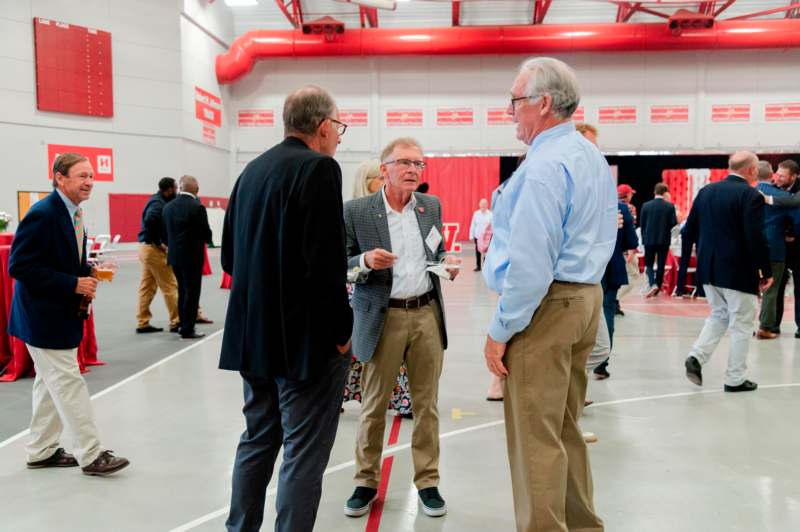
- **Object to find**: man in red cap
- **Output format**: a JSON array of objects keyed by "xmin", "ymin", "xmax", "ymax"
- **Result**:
[{"xmin": 615, "ymin": 184, "xmax": 640, "ymax": 315}]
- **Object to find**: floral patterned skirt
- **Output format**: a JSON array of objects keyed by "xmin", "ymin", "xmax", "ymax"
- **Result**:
[{"xmin": 343, "ymin": 357, "xmax": 413, "ymax": 415}]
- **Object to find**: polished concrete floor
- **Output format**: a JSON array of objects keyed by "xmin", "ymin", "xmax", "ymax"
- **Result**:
[{"xmin": 1, "ymin": 252, "xmax": 799, "ymax": 532}]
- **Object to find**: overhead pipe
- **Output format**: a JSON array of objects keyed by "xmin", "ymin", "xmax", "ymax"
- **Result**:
[{"xmin": 216, "ymin": 19, "xmax": 800, "ymax": 84}]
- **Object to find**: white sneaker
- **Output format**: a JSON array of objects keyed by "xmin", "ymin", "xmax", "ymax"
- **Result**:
[{"xmin": 582, "ymin": 431, "xmax": 598, "ymax": 443}]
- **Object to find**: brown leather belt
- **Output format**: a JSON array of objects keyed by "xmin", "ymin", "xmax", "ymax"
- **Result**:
[{"xmin": 388, "ymin": 291, "xmax": 435, "ymax": 310}]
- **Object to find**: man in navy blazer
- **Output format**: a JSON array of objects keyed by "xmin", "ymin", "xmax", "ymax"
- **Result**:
[
  {"xmin": 640, "ymin": 182, "xmax": 678, "ymax": 297},
  {"xmin": 8, "ymin": 153, "xmax": 128, "ymax": 476},
  {"xmin": 681, "ymin": 151, "xmax": 772, "ymax": 393}
]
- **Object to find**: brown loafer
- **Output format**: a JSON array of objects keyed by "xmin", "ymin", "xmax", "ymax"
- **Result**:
[
  {"xmin": 82, "ymin": 450, "xmax": 130, "ymax": 477},
  {"xmin": 196, "ymin": 317, "xmax": 214, "ymax": 324},
  {"xmin": 27, "ymin": 448, "xmax": 79, "ymax": 469},
  {"xmin": 756, "ymin": 329, "xmax": 778, "ymax": 340}
]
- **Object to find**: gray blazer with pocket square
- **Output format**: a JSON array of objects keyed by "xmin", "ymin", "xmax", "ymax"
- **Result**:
[{"xmin": 344, "ymin": 191, "xmax": 449, "ymax": 363}]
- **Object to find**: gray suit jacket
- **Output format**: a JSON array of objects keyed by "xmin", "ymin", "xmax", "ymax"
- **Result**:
[{"xmin": 344, "ymin": 191, "xmax": 448, "ymax": 363}]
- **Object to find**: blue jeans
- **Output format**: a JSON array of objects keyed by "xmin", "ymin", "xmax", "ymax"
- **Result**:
[{"xmin": 225, "ymin": 354, "xmax": 349, "ymax": 532}]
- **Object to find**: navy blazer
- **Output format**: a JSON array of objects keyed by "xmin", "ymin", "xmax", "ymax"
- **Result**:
[
  {"xmin": 681, "ymin": 175, "xmax": 771, "ymax": 295},
  {"xmin": 163, "ymin": 194, "xmax": 212, "ymax": 268},
  {"xmin": 603, "ymin": 202, "xmax": 639, "ymax": 290},
  {"xmin": 755, "ymin": 182, "xmax": 800, "ymax": 263},
  {"xmin": 8, "ymin": 192, "xmax": 91, "ymax": 349},
  {"xmin": 640, "ymin": 197, "xmax": 678, "ymax": 246}
]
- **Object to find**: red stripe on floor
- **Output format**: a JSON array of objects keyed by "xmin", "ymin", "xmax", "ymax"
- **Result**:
[{"xmin": 365, "ymin": 415, "xmax": 404, "ymax": 532}]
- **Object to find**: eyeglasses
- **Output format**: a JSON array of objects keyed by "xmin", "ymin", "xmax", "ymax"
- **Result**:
[
  {"xmin": 321, "ymin": 117, "xmax": 348, "ymax": 136},
  {"xmin": 384, "ymin": 159, "xmax": 426, "ymax": 170},
  {"xmin": 510, "ymin": 94, "xmax": 541, "ymax": 111}
]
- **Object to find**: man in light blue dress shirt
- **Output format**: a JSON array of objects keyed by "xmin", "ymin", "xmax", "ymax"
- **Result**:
[{"xmin": 483, "ymin": 57, "xmax": 616, "ymax": 532}]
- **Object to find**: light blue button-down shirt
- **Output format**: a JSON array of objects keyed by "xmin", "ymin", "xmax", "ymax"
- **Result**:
[
  {"xmin": 55, "ymin": 188, "xmax": 80, "ymax": 220},
  {"xmin": 483, "ymin": 121, "xmax": 617, "ymax": 343}
]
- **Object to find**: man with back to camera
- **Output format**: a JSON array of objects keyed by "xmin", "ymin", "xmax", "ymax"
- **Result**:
[
  {"xmin": 162, "ymin": 175, "xmax": 212, "ymax": 340},
  {"xmin": 640, "ymin": 183, "xmax": 678, "ymax": 298},
  {"xmin": 8, "ymin": 152, "xmax": 129, "ymax": 477},
  {"xmin": 483, "ymin": 57, "xmax": 615, "ymax": 532},
  {"xmin": 682, "ymin": 151, "xmax": 772, "ymax": 393},
  {"xmin": 219, "ymin": 85, "xmax": 353, "ymax": 532}
]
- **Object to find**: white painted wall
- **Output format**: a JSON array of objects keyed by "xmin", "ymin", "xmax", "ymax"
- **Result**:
[{"xmin": 0, "ymin": 0, "xmax": 234, "ymax": 234}]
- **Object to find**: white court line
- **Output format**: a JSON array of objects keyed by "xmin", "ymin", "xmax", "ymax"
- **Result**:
[
  {"xmin": 168, "ymin": 382, "xmax": 800, "ymax": 532},
  {"xmin": 0, "ymin": 329, "xmax": 224, "ymax": 450}
]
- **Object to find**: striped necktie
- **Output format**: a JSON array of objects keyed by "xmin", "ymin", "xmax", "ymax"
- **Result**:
[{"xmin": 74, "ymin": 208, "xmax": 85, "ymax": 260}]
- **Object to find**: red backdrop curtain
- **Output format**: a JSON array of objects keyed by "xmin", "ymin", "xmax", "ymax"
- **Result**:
[
  {"xmin": 421, "ymin": 157, "xmax": 499, "ymax": 241},
  {"xmin": 661, "ymin": 168, "xmax": 728, "ymax": 217}
]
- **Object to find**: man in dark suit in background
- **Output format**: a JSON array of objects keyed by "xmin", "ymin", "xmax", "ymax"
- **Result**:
[
  {"xmin": 682, "ymin": 151, "xmax": 772, "ymax": 393},
  {"xmin": 8, "ymin": 153, "xmax": 129, "ymax": 476},
  {"xmin": 640, "ymin": 182, "xmax": 678, "ymax": 297},
  {"xmin": 219, "ymin": 85, "xmax": 353, "ymax": 532},
  {"xmin": 162, "ymin": 175, "xmax": 212, "ymax": 340}
]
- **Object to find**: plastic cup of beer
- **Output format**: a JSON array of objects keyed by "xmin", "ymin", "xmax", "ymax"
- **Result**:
[{"xmin": 94, "ymin": 261, "xmax": 118, "ymax": 282}]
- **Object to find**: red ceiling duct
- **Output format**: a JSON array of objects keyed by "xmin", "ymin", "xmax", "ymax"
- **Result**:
[{"xmin": 216, "ymin": 19, "xmax": 800, "ymax": 84}]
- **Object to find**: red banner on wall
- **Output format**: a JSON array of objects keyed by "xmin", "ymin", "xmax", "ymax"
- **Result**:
[
  {"xmin": 650, "ymin": 105, "xmax": 689, "ymax": 123},
  {"xmin": 238, "ymin": 109, "xmax": 274, "ymax": 127},
  {"xmin": 202, "ymin": 125, "xmax": 216, "ymax": 145},
  {"xmin": 599, "ymin": 106, "xmax": 636, "ymax": 124},
  {"xmin": 195, "ymin": 86, "xmax": 222, "ymax": 127},
  {"xmin": 339, "ymin": 109, "xmax": 368, "ymax": 127},
  {"xmin": 487, "ymin": 107, "xmax": 512, "ymax": 125},
  {"xmin": 386, "ymin": 109, "xmax": 423, "ymax": 127},
  {"xmin": 765, "ymin": 103, "xmax": 800, "ymax": 122},
  {"xmin": 711, "ymin": 104, "xmax": 750, "ymax": 122},
  {"xmin": 436, "ymin": 108, "xmax": 474, "ymax": 126},
  {"xmin": 47, "ymin": 144, "xmax": 113, "ymax": 181},
  {"xmin": 573, "ymin": 106, "xmax": 585, "ymax": 122}
]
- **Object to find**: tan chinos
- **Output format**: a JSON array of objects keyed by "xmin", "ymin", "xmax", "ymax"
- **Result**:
[
  {"xmin": 503, "ymin": 282, "xmax": 604, "ymax": 532},
  {"xmin": 354, "ymin": 300, "xmax": 444, "ymax": 489},
  {"xmin": 137, "ymin": 243, "xmax": 179, "ymax": 328}
]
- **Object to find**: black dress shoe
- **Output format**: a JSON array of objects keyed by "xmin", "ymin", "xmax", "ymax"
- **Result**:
[
  {"xmin": 685, "ymin": 356, "xmax": 703, "ymax": 386},
  {"xmin": 181, "ymin": 331, "xmax": 206, "ymax": 340},
  {"xmin": 724, "ymin": 380, "xmax": 758, "ymax": 392},
  {"xmin": 170, "ymin": 325, "xmax": 181, "ymax": 333},
  {"xmin": 614, "ymin": 308, "xmax": 625, "ymax": 317},
  {"xmin": 196, "ymin": 317, "xmax": 214, "ymax": 324},
  {"xmin": 136, "ymin": 325, "xmax": 163, "ymax": 334},
  {"xmin": 27, "ymin": 448, "xmax": 78, "ymax": 469},
  {"xmin": 82, "ymin": 450, "xmax": 129, "ymax": 477}
]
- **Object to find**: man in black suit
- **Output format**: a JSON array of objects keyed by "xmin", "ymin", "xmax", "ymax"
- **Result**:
[
  {"xmin": 162, "ymin": 175, "xmax": 212, "ymax": 340},
  {"xmin": 640, "ymin": 182, "xmax": 678, "ymax": 297},
  {"xmin": 681, "ymin": 151, "xmax": 772, "ymax": 393},
  {"xmin": 219, "ymin": 85, "xmax": 353, "ymax": 532},
  {"xmin": 8, "ymin": 153, "xmax": 129, "ymax": 476}
]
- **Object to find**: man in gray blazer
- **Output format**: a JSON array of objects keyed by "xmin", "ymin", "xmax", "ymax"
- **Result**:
[{"xmin": 343, "ymin": 137, "xmax": 460, "ymax": 519}]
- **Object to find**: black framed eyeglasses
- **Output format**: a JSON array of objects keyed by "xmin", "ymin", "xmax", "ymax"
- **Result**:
[
  {"xmin": 510, "ymin": 94, "xmax": 541, "ymax": 111},
  {"xmin": 322, "ymin": 117, "xmax": 348, "ymax": 136},
  {"xmin": 384, "ymin": 159, "xmax": 426, "ymax": 170}
]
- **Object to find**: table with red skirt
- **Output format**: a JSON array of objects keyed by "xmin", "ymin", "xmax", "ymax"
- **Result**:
[{"xmin": 0, "ymin": 244, "xmax": 104, "ymax": 382}]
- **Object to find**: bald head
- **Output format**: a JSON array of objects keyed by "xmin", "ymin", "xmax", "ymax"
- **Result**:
[
  {"xmin": 728, "ymin": 151, "xmax": 759, "ymax": 183},
  {"xmin": 179, "ymin": 175, "xmax": 199, "ymax": 195}
]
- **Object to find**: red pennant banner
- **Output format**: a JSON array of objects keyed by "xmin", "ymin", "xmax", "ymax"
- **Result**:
[
  {"xmin": 599, "ymin": 106, "xmax": 637, "ymax": 124},
  {"xmin": 650, "ymin": 105, "xmax": 689, "ymax": 123},
  {"xmin": 238, "ymin": 109, "xmax": 274, "ymax": 127},
  {"xmin": 711, "ymin": 104, "xmax": 750, "ymax": 123},
  {"xmin": 573, "ymin": 106, "xmax": 585, "ymax": 122},
  {"xmin": 765, "ymin": 103, "xmax": 800, "ymax": 122},
  {"xmin": 386, "ymin": 109, "xmax": 423, "ymax": 127},
  {"xmin": 339, "ymin": 109, "xmax": 368, "ymax": 127},
  {"xmin": 487, "ymin": 107, "xmax": 512, "ymax": 125},
  {"xmin": 436, "ymin": 108, "xmax": 474, "ymax": 126}
]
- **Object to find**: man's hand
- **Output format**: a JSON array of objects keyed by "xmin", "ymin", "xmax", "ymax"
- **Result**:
[
  {"xmin": 484, "ymin": 335, "xmax": 508, "ymax": 377},
  {"xmin": 75, "ymin": 277, "xmax": 98, "ymax": 299},
  {"xmin": 365, "ymin": 248, "xmax": 398, "ymax": 270},
  {"xmin": 760, "ymin": 277, "xmax": 774, "ymax": 294},
  {"xmin": 444, "ymin": 255, "xmax": 462, "ymax": 280},
  {"xmin": 336, "ymin": 339, "xmax": 352, "ymax": 356}
]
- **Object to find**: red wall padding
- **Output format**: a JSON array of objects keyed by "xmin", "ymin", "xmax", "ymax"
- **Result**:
[{"xmin": 108, "ymin": 193, "xmax": 228, "ymax": 242}]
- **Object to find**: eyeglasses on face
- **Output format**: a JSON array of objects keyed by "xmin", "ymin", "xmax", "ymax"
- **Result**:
[
  {"xmin": 321, "ymin": 117, "xmax": 348, "ymax": 136},
  {"xmin": 384, "ymin": 159, "xmax": 426, "ymax": 170},
  {"xmin": 510, "ymin": 94, "xmax": 542, "ymax": 111}
]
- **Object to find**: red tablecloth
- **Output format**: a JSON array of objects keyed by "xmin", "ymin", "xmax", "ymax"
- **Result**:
[
  {"xmin": 203, "ymin": 245, "xmax": 212, "ymax": 276},
  {"xmin": 220, "ymin": 272, "xmax": 232, "ymax": 289},
  {"xmin": 0, "ymin": 233, "xmax": 13, "ymax": 246},
  {"xmin": 0, "ymin": 245, "xmax": 103, "ymax": 382}
]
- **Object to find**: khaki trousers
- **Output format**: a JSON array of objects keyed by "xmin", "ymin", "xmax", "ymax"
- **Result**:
[
  {"xmin": 26, "ymin": 345, "xmax": 102, "ymax": 467},
  {"xmin": 137, "ymin": 243, "xmax": 179, "ymax": 328},
  {"xmin": 354, "ymin": 300, "xmax": 444, "ymax": 490},
  {"xmin": 503, "ymin": 282, "xmax": 604, "ymax": 532}
]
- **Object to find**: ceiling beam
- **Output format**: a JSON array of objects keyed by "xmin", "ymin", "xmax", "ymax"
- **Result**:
[
  {"xmin": 452, "ymin": 1, "xmax": 460, "ymax": 26},
  {"xmin": 726, "ymin": 2, "xmax": 800, "ymax": 20},
  {"xmin": 274, "ymin": 0, "xmax": 301, "ymax": 28},
  {"xmin": 713, "ymin": 0, "xmax": 736, "ymax": 18},
  {"xmin": 616, "ymin": 2, "xmax": 640, "ymax": 23},
  {"xmin": 533, "ymin": 0, "xmax": 552, "ymax": 24}
]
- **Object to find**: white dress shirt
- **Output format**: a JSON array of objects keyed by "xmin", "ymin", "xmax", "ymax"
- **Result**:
[
  {"xmin": 469, "ymin": 209, "xmax": 493, "ymax": 240},
  {"xmin": 360, "ymin": 188, "xmax": 433, "ymax": 299}
]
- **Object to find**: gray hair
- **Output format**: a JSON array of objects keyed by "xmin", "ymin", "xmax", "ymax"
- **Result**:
[
  {"xmin": 283, "ymin": 85, "xmax": 336, "ymax": 136},
  {"xmin": 519, "ymin": 57, "xmax": 581, "ymax": 120},
  {"xmin": 757, "ymin": 160, "xmax": 774, "ymax": 181}
]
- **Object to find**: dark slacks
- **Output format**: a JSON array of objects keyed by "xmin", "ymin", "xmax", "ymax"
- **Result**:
[
  {"xmin": 474, "ymin": 238, "xmax": 482, "ymax": 270},
  {"xmin": 775, "ymin": 260, "xmax": 800, "ymax": 330},
  {"xmin": 173, "ymin": 263, "xmax": 202, "ymax": 336},
  {"xmin": 644, "ymin": 244, "xmax": 670, "ymax": 289},
  {"xmin": 225, "ymin": 355, "xmax": 349, "ymax": 532},
  {"xmin": 594, "ymin": 285, "xmax": 618, "ymax": 375}
]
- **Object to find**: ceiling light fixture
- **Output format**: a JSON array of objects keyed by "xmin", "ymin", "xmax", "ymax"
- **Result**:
[{"xmin": 224, "ymin": 0, "xmax": 258, "ymax": 7}]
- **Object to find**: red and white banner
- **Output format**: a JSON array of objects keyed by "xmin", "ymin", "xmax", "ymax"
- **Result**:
[
  {"xmin": 650, "ymin": 105, "xmax": 689, "ymax": 123},
  {"xmin": 202, "ymin": 125, "xmax": 216, "ymax": 145},
  {"xmin": 339, "ymin": 109, "xmax": 368, "ymax": 127},
  {"xmin": 386, "ymin": 109, "xmax": 423, "ymax": 127},
  {"xmin": 442, "ymin": 222, "xmax": 461, "ymax": 253},
  {"xmin": 238, "ymin": 109, "xmax": 274, "ymax": 127},
  {"xmin": 487, "ymin": 107, "xmax": 512, "ymax": 125},
  {"xmin": 765, "ymin": 103, "xmax": 800, "ymax": 122},
  {"xmin": 711, "ymin": 104, "xmax": 750, "ymax": 123},
  {"xmin": 436, "ymin": 108, "xmax": 474, "ymax": 126},
  {"xmin": 573, "ymin": 106, "xmax": 585, "ymax": 122},
  {"xmin": 195, "ymin": 86, "xmax": 222, "ymax": 127},
  {"xmin": 47, "ymin": 144, "xmax": 113, "ymax": 181},
  {"xmin": 599, "ymin": 106, "xmax": 636, "ymax": 124}
]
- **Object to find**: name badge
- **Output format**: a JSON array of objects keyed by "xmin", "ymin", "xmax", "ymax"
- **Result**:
[{"xmin": 426, "ymin": 226, "xmax": 442, "ymax": 253}]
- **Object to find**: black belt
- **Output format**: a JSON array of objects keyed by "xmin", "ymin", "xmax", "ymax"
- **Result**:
[{"xmin": 388, "ymin": 291, "xmax": 435, "ymax": 310}]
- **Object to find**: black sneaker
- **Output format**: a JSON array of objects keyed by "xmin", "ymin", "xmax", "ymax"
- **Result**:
[
  {"xmin": 724, "ymin": 380, "xmax": 758, "ymax": 393},
  {"xmin": 344, "ymin": 487, "xmax": 377, "ymax": 517},
  {"xmin": 418, "ymin": 487, "xmax": 447, "ymax": 517},
  {"xmin": 685, "ymin": 356, "xmax": 702, "ymax": 386},
  {"xmin": 593, "ymin": 360, "xmax": 610, "ymax": 380}
]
